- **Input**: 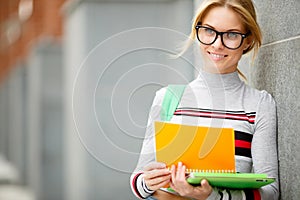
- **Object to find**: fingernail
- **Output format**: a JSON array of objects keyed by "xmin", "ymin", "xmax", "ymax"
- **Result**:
[
  {"xmin": 160, "ymin": 162, "xmax": 166, "ymax": 167},
  {"xmin": 171, "ymin": 165, "xmax": 175, "ymax": 171}
]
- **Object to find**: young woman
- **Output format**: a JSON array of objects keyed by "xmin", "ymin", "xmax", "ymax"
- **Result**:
[{"xmin": 130, "ymin": 0, "xmax": 279, "ymax": 199}]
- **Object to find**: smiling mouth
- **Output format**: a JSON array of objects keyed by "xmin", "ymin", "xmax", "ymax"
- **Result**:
[{"xmin": 208, "ymin": 52, "xmax": 228, "ymax": 59}]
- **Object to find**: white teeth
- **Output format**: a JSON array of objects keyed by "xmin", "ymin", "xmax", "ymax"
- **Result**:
[{"xmin": 210, "ymin": 53, "xmax": 225, "ymax": 58}]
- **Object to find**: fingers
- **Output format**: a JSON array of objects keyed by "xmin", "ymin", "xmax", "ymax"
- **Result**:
[
  {"xmin": 143, "ymin": 162, "xmax": 171, "ymax": 191},
  {"xmin": 144, "ymin": 174, "xmax": 171, "ymax": 191},
  {"xmin": 142, "ymin": 162, "xmax": 212, "ymax": 197},
  {"xmin": 142, "ymin": 161, "xmax": 213, "ymax": 199},
  {"xmin": 170, "ymin": 163, "xmax": 213, "ymax": 199},
  {"xmin": 144, "ymin": 168, "xmax": 170, "ymax": 180},
  {"xmin": 177, "ymin": 162, "xmax": 186, "ymax": 179},
  {"xmin": 144, "ymin": 162, "xmax": 167, "ymax": 171},
  {"xmin": 200, "ymin": 179, "xmax": 212, "ymax": 191},
  {"xmin": 190, "ymin": 179, "xmax": 213, "ymax": 199},
  {"xmin": 170, "ymin": 162, "xmax": 193, "ymax": 196},
  {"xmin": 171, "ymin": 162, "xmax": 186, "ymax": 182}
]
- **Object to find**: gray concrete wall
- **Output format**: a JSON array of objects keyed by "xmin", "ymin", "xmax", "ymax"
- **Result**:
[{"xmin": 250, "ymin": 1, "xmax": 300, "ymax": 199}]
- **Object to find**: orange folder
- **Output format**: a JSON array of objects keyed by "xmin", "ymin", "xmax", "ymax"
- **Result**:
[{"xmin": 155, "ymin": 121, "xmax": 235, "ymax": 172}]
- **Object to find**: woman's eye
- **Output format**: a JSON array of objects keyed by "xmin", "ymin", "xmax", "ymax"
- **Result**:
[
  {"xmin": 204, "ymin": 28, "xmax": 215, "ymax": 35},
  {"xmin": 226, "ymin": 32, "xmax": 239, "ymax": 40}
]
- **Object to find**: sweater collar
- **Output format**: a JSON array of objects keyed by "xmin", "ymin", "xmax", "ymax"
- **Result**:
[{"xmin": 196, "ymin": 69, "xmax": 243, "ymax": 89}]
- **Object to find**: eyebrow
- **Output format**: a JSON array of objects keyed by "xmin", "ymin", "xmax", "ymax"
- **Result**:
[{"xmin": 202, "ymin": 23, "xmax": 243, "ymax": 33}]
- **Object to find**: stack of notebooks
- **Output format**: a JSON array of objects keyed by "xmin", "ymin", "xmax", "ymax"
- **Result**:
[{"xmin": 155, "ymin": 121, "xmax": 275, "ymax": 189}]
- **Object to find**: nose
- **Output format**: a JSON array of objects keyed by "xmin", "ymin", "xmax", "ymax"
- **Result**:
[{"xmin": 212, "ymin": 35, "xmax": 224, "ymax": 49}]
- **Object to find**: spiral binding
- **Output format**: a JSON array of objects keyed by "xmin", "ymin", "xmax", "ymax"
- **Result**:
[
  {"xmin": 167, "ymin": 167, "xmax": 235, "ymax": 173},
  {"xmin": 185, "ymin": 169, "xmax": 235, "ymax": 173},
  {"xmin": 186, "ymin": 169, "xmax": 234, "ymax": 173}
]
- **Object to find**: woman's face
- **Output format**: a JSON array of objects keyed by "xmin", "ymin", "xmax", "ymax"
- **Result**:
[{"xmin": 199, "ymin": 6, "xmax": 250, "ymax": 74}]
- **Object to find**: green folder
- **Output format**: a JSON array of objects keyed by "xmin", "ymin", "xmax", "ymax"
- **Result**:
[{"xmin": 187, "ymin": 172, "xmax": 275, "ymax": 189}]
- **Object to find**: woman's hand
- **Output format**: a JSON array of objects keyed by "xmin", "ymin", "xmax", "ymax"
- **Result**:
[
  {"xmin": 143, "ymin": 162, "xmax": 171, "ymax": 191},
  {"xmin": 170, "ymin": 162, "xmax": 212, "ymax": 200}
]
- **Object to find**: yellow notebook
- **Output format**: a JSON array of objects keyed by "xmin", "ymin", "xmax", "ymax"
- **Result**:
[{"xmin": 155, "ymin": 121, "xmax": 235, "ymax": 172}]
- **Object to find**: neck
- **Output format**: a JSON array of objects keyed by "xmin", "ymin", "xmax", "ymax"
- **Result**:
[{"xmin": 197, "ymin": 68, "xmax": 243, "ymax": 89}]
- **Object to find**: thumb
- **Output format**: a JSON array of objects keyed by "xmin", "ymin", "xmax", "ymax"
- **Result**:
[
  {"xmin": 200, "ymin": 179, "xmax": 211, "ymax": 189},
  {"xmin": 200, "ymin": 179, "xmax": 213, "ymax": 197}
]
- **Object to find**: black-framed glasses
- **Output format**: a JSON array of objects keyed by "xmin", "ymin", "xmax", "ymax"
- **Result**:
[{"xmin": 195, "ymin": 24, "xmax": 250, "ymax": 50}]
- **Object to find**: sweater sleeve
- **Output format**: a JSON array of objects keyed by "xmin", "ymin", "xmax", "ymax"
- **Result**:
[{"xmin": 130, "ymin": 88, "xmax": 167, "ymax": 199}]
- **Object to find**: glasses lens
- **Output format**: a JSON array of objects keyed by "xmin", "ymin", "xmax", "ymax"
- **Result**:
[
  {"xmin": 222, "ymin": 32, "xmax": 243, "ymax": 49},
  {"xmin": 197, "ymin": 27, "xmax": 216, "ymax": 45}
]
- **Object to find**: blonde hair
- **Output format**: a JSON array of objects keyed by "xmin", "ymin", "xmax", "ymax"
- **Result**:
[{"xmin": 179, "ymin": 0, "xmax": 262, "ymax": 79}]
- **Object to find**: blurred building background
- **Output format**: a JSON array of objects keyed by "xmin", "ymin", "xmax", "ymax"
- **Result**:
[{"xmin": 0, "ymin": 0, "xmax": 299, "ymax": 200}]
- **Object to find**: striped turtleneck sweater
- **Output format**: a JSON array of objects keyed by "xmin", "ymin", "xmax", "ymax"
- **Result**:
[{"xmin": 130, "ymin": 70, "xmax": 279, "ymax": 200}]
